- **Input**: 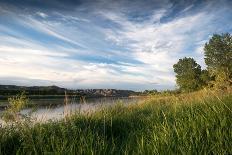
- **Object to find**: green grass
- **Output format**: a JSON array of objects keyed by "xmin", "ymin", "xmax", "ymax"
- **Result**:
[{"xmin": 0, "ymin": 90, "xmax": 232, "ymax": 154}]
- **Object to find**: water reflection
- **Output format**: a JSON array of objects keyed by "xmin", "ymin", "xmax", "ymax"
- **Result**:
[{"xmin": 1, "ymin": 97, "xmax": 144, "ymax": 123}]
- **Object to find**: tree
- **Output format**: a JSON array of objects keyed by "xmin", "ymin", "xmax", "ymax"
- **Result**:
[
  {"xmin": 204, "ymin": 33, "xmax": 232, "ymax": 88},
  {"xmin": 173, "ymin": 57, "xmax": 202, "ymax": 92},
  {"xmin": 200, "ymin": 69, "xmax": 211, "ymax": 87}
]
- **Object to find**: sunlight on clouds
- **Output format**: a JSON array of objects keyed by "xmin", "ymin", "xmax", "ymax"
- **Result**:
[
  {"xmin": 0, "ymin": 45, "xmax": 160, "ymax": 89},
  {"xmin": 100, "ymin": 11, "xmax": 215, "ymax": 85},
  {"xmin": 0, "ymin": 46, "xmax": 68, "ymax": 57},
  {"xmin": 0, "ymin": 0, "xmax": 231, "ymax": 90}
]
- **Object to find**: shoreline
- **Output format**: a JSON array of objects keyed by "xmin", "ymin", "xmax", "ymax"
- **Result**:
[{"xmin": 0, "ymin": 95, "xmax": 148, "ymax": 110}]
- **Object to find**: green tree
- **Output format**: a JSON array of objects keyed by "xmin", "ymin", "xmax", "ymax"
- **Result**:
[
  {"xmin": 200, "ymin": 69, "xmax": 211, "ymax": 87},
  {"xmin": 204, "ymin": 33, "xmax": 232, "ymax": 88},
  {"xmin": 173, "ymin": 57, "xmax": 202, "ymax": 92}
]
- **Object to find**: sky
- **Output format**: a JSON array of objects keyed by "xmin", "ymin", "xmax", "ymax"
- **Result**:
[{"xmin": 0, "ymin": 0, "xmax": 232, "ymax": 91}]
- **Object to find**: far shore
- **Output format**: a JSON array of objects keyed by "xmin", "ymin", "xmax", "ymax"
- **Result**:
[{"xmin": 0, "ymin": 95, "xmax": 149, "ymax": 110}]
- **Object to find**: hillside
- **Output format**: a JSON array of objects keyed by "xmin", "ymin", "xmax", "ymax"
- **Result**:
[{"xmin": 0, "ymin": 85, "xmax": 137, "ymax": 99}]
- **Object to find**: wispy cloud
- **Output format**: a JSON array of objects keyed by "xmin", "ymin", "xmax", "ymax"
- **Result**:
[
  {"xmin": 0, "ymin": 0, "xmax": 231, "ymax": 90},
  {"xmin": 100, "ymin": 3, "xmax": 232, "ymax": 80},
  {"xmin": 36, "ymin": 12, "xmax": 48, "ymax": 18}
]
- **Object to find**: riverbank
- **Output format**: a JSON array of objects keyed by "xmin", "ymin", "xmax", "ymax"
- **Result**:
[
  {"xmin": 0, "ymin": 96, "xmax": 147, "ymax": 110},
  {"xmin": 0, "ymin": 89, "xmax": 231, "ymax": 154}
]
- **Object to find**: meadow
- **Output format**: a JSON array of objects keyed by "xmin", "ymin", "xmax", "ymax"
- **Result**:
[{"xmin": 0, "ymin": 89, "xmax": 231, "ymax": 154}]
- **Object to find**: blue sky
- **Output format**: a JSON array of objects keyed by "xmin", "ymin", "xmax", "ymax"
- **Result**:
[{"xmin": 0, "ymin": 0, "xmax": 232, "ymax": 90}]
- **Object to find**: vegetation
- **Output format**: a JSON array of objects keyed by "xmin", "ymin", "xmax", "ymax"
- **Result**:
[
  {"xmin": 0, "ymin": 89, "xmax": 231, "ymax": 154},
  {"xmin": 173, "ymin": 57, "xmax": 203, "ymax": 91},
  {"xmin": 1, "ymin": 92, "xmax": 28, "ymax": 122},
  {"xmin": 173, "ymin": 33, "xmax": 232, "ymax": 92},
  {"xmin": 0, "ymin": 85, "xmax": 137, "ymax": 100},
  {"xmin": 141, "ymin": 89, "xmax": 181, "ymax": 96},
  {"xmin": 204, "ymin": 33, "xmax": 232, "ymax": 88},
  {"xmin": 0, "ymin": 85, "xmax": 66, "ymax": 96}
]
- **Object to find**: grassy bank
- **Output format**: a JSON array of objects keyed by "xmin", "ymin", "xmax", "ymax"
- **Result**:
[{"xmin": 0, "ymin": 89, "xmax": 231, "ymax": 154}]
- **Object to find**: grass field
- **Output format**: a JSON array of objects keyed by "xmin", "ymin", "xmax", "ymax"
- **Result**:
[{"xmin": 0, "ymin": 89, "xmax": 231, "ymax": 154}]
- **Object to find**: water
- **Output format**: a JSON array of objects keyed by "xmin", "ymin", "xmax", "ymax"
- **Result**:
[{"xmin": 0, "ymin": 97, "xmax": 145, "ymax": 123}]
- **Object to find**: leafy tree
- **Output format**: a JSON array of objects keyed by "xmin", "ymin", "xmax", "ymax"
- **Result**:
[
  {"xmin": 200, "ymin": 69, "xmax": 212, "ymax": 87},
  {"xmin": 143, "ymin": 89, "xmax": 159, "ymax": 95},
  {"xmin": 173, "ymin": 57, "xmax": 202, "ymax": 92},
  {"xmin": 204, "ymin": 33, "xmax": 232, "ymax": 88}
]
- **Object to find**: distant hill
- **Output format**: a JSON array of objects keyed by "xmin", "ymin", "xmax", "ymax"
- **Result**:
[{"xmin": 0, "ymin": 85, "xmax": 138, "ymax": 99}]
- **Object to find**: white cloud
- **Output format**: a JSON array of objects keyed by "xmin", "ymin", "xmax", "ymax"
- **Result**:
[
  {"xmin": 13, "ymin": 15, "xmax": 88, "ymax": 49},
  {"xmin": 100, "ymin": 11, "xmax": 212, "ymax": 85},
  {"xmin": 180, "ymin": 4, "xmax": 194, "ymax": 14},
  {"xmin": 98, "ymin": 4, "xmax": 232, "ymax": 88},
  {"xmin": 36, "ymin": 12, "xmax": 48, "ymax": 18},
  {"xmin": 0, "ymin": 44, "xmax": 162, "ymax": 90},
  {"xmin": 0, "ymin": 1, "xmax": 231, "ymax": 90},
  {"xmin": 0, "ymin": 46, "xmax": 68, "ymax": 57}
]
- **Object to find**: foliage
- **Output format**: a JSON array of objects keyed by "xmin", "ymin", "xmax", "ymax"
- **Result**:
[
  {"xmin": 204, "ymin": 33, "xmax": 232, "ymax": 87},
  {"xmin": 0, "ymin": 90, "xmax": 231, "ymax": 154},
  {"xmin": 200, "ymin": 69, "xmax": 212, "ymax": 87},
  {"xmin": 173, "ymin": 57, "xmax": 202, "ymax": 92},
  {"xmin": 141, "ymin": 89, "xmax": 181, "ymax": 96},
  {"xmin": 142, "ymin": 89, "xmax": 159, "ymax": 95},
  {"xmin": 1, "ymin": 92, "xmax": 28, "ymax": 122}
]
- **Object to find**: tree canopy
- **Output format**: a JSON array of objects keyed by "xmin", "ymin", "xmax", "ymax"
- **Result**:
[
  {"xmin": 173, "ymin": 57, "xmax": 202, "ymax": 92},
  {"xmin": 204, "ymin": 33, "xmax": 232, "ymax": 87}
]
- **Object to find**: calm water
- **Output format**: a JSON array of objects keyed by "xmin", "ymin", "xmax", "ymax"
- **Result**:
[{"xmin": 0, "ymin": 97, "xmax": 145, "ymax": 123}]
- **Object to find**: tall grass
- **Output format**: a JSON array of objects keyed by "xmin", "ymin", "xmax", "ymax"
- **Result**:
[{"xmin": 0, "ymin": 89, "xmax": 231, "ymax": 154}]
